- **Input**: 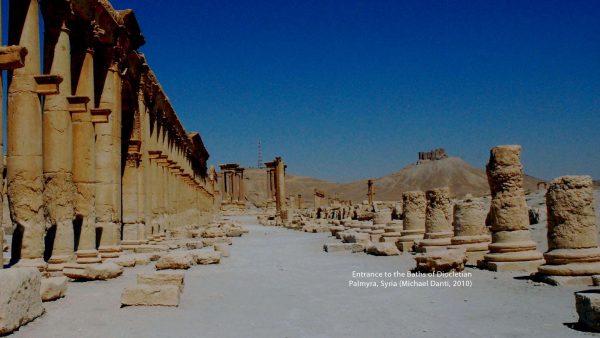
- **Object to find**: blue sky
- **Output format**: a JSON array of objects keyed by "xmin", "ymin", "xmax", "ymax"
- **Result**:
[{"xmin": 6, "ymin": 0, "xmax": 600, "ymax": 182}]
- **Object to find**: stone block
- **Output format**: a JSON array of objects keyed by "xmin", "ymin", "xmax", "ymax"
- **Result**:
[
  {"xmin": 184, "ymin": 240, "xmax": 204, "ymax": 250},
  {"xmin": 137, "ymin": 271, "xmax": 185, "ymax": 291},
  {"xmin": 575, "ymin": 290, "xmax": 600, "ymax": 332},
  {"xmin": 0, "ymin": 268, "xmax": 45, "ymax": 335},
  {"xmin": 40, "ymin": 277, "xmax": 68, "ymax": 302},
  {"xmin": 155, "ymin": 252, "xmax": 195, "ymax": 270},
  {"xmin": 366, "ymin": 243, "xmax": 400, "ymax": 256},
  {"xmin": 323, "ymin": 243, "xmax": 364, "ymax": 253},
  {"xmin": 415, "ymin": 249, "xmax": 468, "ymax": 273},
  {"xmin": 63, "ymin": 262, "xmax": 124, "ymax": 280},
  {"xmin": 189, "ymin": 250, "xmax": 221, "ymax": 265},
  {"xmin": 121, "ymin": 285, "xmax": 180, "ymax": 307},
  {"xmin": 109, "ymin": 255, "xmax": 136, "ymax": 268}
]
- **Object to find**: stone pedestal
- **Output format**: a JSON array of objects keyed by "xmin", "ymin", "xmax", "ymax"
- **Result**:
[
  {"xmin": 536, "ymin": 176, "xmax": 600, "ymax": 285},
  {"xmin": 418, "ymin": 188, "xmax": 453, "ymax": 253},
  {"xmin": 478, "ymin": 145, "xmax": 544, "ymax": 272},
  {"xmin": 396, "ymin": 191, "xmax": 426, "ymax": 252},
  {"xmin": 449, "ymin": 198, "xmax": 490, "ymax": 265}
]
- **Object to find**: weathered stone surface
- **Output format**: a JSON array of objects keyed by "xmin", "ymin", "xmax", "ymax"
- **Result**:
[
  {"xmin": 203, "ymin": 227, "xmax": 226, "ymax": 238},
  {"xmin": 414, "ymin": 249, "xmax": 467, "ymax": 273},
  {"xmin": 323, "ymin": 243, "xmax": 364, "ymax": 253},
  {"xmin": 202, "ymin": 237, "xmax": 232, "ymax": 246},
  {"xmin": 189, "ymin": 250, "xmax": 221, "ymax": 265},
  {"xmin": 63, "ymin": 262, "xmax": 124, "ymax": 280},
  {"xmin": 40, "ymin": 277, "xmax": 68, "ymax": 302},
  {"xmin": 155, "ymin": 252, "xmax": 195, "ymax": 270},
  {"xmin": 133, "ymin": 245, "xmax": 169, "ymax": 253},
  {"xmin": 342, "ymin": 232, "xmax": 371, "ymax": 246},
  {"xmin": 225, "ymin": 228, "xmax": 244, "ymax": 237},
  {"xmin": 479, "ymin": 145, "xmax": 543, "ymax": 271},
  {"xmin": 109, "ymin": 255, "xmax": 136, "ymax": 267},
  {"xmin": 366, "ymin": 243, "xmax": 400, "ymax": 256},
  {"xmin": 137, "ymin": 271, "xmax": 185, "ymax": 291},
  {"xmin": 184, "ymin": 240, "xmax": 204, "ymax": 250},
  {"xmin": 575, "ymin": 290, "xmax": 600, "ymax": 332},
  {"xmin": 0, "ymin": 268, "xmax": 45, "ymax": 335},
  {"xmin": 132, "ymin": 255, "xmax": 151, "ymax": 266},
  {"xmin": 121, "ymin": 285, "xmax": 180, "ymax": 307}
]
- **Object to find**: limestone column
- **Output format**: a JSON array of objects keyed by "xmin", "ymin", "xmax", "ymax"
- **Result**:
[
  {"xmin": 139, "ymin": 96, "xmax": 150, "ymax": 244},
  {"xmin": 96, "ymin": 56, "xmax": 122, "ymax": 259},
  {"xmin": 479, "ymin": 145, "xmax": 544, "ymax": 272},
  {"xmin": 537, "ymin": 176, "xmax": 600, "ymax": 282},
  {"xmin": 43, "ymin": 20, "xmax": 77, "ymax": 273},
  {"xmin": 122, "ymin": 151, "xmax": 141, "ymax": 248},
  {"xmin": 449, "ymin": 197, "xmax": 491, "ymax": 264},
  {"xmin": 71, "ymin": 44, "xmax": 101, "ymax": 264},
  {"xmin": 7, "ymin": 0, "xmax": 46, "ymax": 270},
  {"xmin": 397, "ymin": 191, "xmax": 427, "ymax": 252},
  {"xmin": 417, "ymin": 187, "xmax": 453, "ymax": 252},
  {"xmin": 367, "ymin": 179, "xmax": 375, "ymax": 205},
  {"xmin": 275, "ymin": 157, "xmax": 287, "ymax": 219},
  {"xmin": 238, "ymin": 168, "xmax": 245, "ymax": 205}
]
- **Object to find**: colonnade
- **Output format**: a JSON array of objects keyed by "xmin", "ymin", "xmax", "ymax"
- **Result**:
[{"xmin": 0, "ymin": 0, "xmax": 214, "ymax": 273}]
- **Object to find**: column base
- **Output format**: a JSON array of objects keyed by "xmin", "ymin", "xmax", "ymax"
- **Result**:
[
  {"xmin": 14, "ymin": 258, "xmax": 47, "ymax": 272},
  {"xmin": 75, "ymin": 249, "xmax": 102, "ymax": 264},
  {"xmin": 47, "ymin": 254, "xmax": 75, "ymax": 275},
  {"xmin": 99, "ymin": 245, "xmax": 122, "ymax": 259},
  {"xmin": 477, "ymin": 258, "xmax": 545, "ymax": 272}
]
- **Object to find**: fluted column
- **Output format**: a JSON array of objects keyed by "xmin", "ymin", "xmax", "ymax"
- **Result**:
[
  {"xmin": 7, "ymin": 0, "xmax": 46, "ymax": 270},
  {"xmin": 43, "ymin": 19, "xmax": 76, "ymax": 272}
]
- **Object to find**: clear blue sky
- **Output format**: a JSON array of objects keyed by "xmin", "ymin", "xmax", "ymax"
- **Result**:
[{"xmin": 8, "ymin": 0, "xmax": 600, "ymax": 182}]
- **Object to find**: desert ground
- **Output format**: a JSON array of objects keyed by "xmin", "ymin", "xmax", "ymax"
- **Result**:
[{"xmin": 9, "ymin": 189, "xmax": 600, "ymax": 338}]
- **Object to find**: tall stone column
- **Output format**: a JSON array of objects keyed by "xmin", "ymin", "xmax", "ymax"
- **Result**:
[
  {"xmin": 275, "ymin": 157, "xmax": 287, "ymax": 219},
  {"xmin": 7, "ymin": 0, "xmax": 46, "ymax": 270},
  {"xmin": 96, "ymin": 57, "xmax": 122, "ymax": 259},
  {"xmin": 417, "ymin": 187, "xmax": 453, "ymax": 252},
  {"xmin": 397, "ymin": 191, "xmax": 427, "ymax": 252},
  {"xmin": 367, "ymin": 179, "xmax": 375, "ymax": 205},
  {"xmin": 537, "ymin": 176, "xmax": 600, "ymax": 284},
  {"xmin": 122, "ymin": 151, "xmax": 141, "ymax": 248},
  {"xmin": 43, "ymin": 20, "xmax": 77, "ymax": 273},
  {"xmin": 479, "ymin": 145, "xmax": 543, "ymax": 272},
  {"xmin": 71, "ymin": 46, "xmax": 101, "ymax": 264}
]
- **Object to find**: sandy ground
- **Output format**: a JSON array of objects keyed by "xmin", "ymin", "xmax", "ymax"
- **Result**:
[{"xmin": 8, "ymin": 214, "xmax": 600, "ymax": 338}]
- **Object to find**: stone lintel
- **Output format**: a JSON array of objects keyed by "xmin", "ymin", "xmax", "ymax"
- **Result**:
[
  {"xmin": 34, "ymin": 74, "xmax": 63, "ymax": 95},
  {"xmin": 91, "ymin": 108, "xmax": 112, "ymax": 124},
  {"xmin": 67, "ymin": 96, "xmax": 91, "ymax": 113},
  {"xmin": 0, "ymin": 45, "xmax": 27, "ymax": 70}
]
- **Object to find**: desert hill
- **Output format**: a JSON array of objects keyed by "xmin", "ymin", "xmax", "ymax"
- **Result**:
[{"xmin": 242, "ymin": 156, "xmax": 542, "ymax": 207}]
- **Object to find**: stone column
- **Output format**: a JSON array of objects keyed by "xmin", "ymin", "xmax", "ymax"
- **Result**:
[
  {"xmin": 479, "ymin": 145, "xmax": 543, "ymax": 272},
  {"xmin": 417, "ymin": 187, "xmax": 453, "ymax": 252},
  {"xmin": 96, "ymin": 57, "xmax": 122, "ymax": 259},
  {"xmin": 7, "ymin": 0, "xmax": 46, "ymax": 270},
  {"xmin": 367, "ymin": 179, "xmax": 374, "ymax": 205},
  {"xmin": 297, "ymin": 194, "xmax": 303, "ymax": 209},
  {"xmin": 537, "ymin": 176, "xmax": 600, "ymax": 284},
  {"xmin": 450, "ymin": 197, "xmax": 490, "ymax": 264},
  {"xmin": 239, "ymin": 169, "xmax": 245, "ymax": 204},
  {"xmin": 71, "ymin": 45, "xmax": 101, "ymax": 264},
  {"xmin": 265, "ymin": 168, "xmax": 272, "ymax": 201},
  {"xmin": 121, "ymin": 151, "xmax": 141, "ymax": 248},
  {"xmin": 397, "ymin": 191, "xmax": 427, "ymax": 252},
  {"xmin": 275, "ymin": 157, "xmax": 287, "ymax": 219},
  {"xmin": 43, "ymin": 20, "xmax": 76, "ymax": 273}
]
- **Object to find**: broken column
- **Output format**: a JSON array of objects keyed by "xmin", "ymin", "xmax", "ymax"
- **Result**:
[
  {"xmin": 449, "ymin": 197, "xmax": 490, "ymax": 265},
  {"xmin": 274, "ymin": 157, "xmax": 287, "ymax": 220},
  {"xmin": 478, "ymin": 145, "xmax": 544, "ymax": 272},
  {"xmin": 7, "ymin": 0, "xmax": 46, "ymax": 270},
  {"xmin": 396, "ymin": 191, "xmax": 426, "ymax": 252},
  {"xmin": 417, "ymin": 188, "xmax": 453, "ymax": 252},
  {"xmin": 537, "ymin": 176, "xmax": 600, "ymax": 285}
]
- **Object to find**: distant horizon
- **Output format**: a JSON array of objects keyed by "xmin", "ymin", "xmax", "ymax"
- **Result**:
[{"xmin": 73, "ymin": 1, "xmax": 600, "ymax": 182}]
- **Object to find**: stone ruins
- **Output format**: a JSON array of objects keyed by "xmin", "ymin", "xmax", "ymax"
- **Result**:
[{"xmin": 0, "ymin": 1, "xmax": 597, "ymax": 336}]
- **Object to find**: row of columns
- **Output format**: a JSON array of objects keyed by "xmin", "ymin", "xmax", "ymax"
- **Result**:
[
  {"xmin": 0, "ymin": 0, "xmax": 213, "ymax": 273},
  {"xmin": 219, "ymin": 164, "xmax": 245, "ymax": 205}
]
